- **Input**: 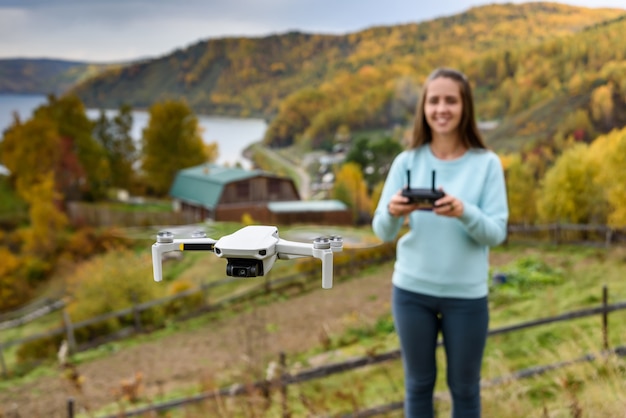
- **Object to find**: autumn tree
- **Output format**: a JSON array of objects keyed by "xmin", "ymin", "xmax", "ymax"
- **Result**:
[
  {"xmin": 536, "ymin": 143, "xmax": 605, "ymax": 224},
  {"xmin": 0, "ymin": 245, "xmax": 30, "ymax": 312},
  {"xmin": 588, "ymin": 128, "xmax": 626, "ymax": 227},
  {"xmin": 263, "ymin": 88, "xmax": 331, "ymax": 148},
  {"xmin": 331, "ymin": 162, "xmax": 371, "ymax": 224},
  {"xmin": 1, "ymin": 116, "xmax": 61, "ymax": 198},
  {"xmin": 19, "ymin": 173, "xmax": 68, "ymax": 260},
  {"xmin": 502, "ymin": 153, "xmax": 537, "ymax": 224},
  {"xmin": 141, "ymin": 99, "xmax": 207, "ymax": 196},
  {"xmin": 32, "ymin": 94, "xmax": 110, "ymax": 200},
  {"xmin": 590, "ymin": 84, "xmax": 614, "ymax": 130}
]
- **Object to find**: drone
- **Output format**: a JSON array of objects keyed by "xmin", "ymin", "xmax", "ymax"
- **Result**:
[{"xmin": 151, "ymin": 225, "xmax": 343, "ymax": 289}]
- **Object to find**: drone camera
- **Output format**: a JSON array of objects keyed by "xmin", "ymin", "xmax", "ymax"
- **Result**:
[{"xmin": 226, "ymin": 259, "xmax": 263, "ymax": 278}]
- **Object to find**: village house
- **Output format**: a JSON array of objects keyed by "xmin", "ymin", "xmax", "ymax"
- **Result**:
[{"xmin": 169, "ymin": 164, "xmax": 352, "ymax": 225}]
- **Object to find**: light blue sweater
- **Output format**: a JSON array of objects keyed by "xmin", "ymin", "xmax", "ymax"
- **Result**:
[{"xmin": 372, "ymin": 145, "xmax": 509, "ymax": 299}]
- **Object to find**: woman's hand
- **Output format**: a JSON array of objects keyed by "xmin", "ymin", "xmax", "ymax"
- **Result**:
[
  {"xmin": 387, "ymin": 190, "xmax": 463, "ymax": 218},
  {"xmin": 434, "ymin": 193, "xmax": 463, "ymax": 218},
  {"xmin": 387, "ymin": 190, "xmax": 417, "ymax": 217}
]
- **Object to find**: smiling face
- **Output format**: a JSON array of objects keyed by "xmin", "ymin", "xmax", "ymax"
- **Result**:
[{"xmin": 423, "ymin": 76, "xmax": 463, "ymax": 140}]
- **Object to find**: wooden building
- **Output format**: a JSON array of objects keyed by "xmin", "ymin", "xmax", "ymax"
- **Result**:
[{"xmin": 169, "ymin": 164, "xmax": 352, "ymax": 225}]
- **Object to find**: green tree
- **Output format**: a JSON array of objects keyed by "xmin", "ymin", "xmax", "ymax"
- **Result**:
[
  {"xmin": 141, "ymin": 99, "xmax": 207, "ymax": 196},
  {"xmin": 345, "ymin": 136, "xmax": 403, "ymax": 192},
  {"xmin": 93, "ymin": 104, "xmax": 137, "ymax": 192}
]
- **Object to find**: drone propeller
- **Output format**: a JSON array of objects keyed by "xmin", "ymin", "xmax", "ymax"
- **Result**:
[
  {"xmin": 282, "ymin": 226, "xmax": 381, "ymax": 249},
  {"xmin": 115, "ymin": 223, "xmax": 216, "ymax": 241}
]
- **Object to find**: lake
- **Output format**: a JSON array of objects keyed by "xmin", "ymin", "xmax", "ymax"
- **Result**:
[{"xmin": 0, "ymin": 94, "xmax": 267, "ymax": 171}]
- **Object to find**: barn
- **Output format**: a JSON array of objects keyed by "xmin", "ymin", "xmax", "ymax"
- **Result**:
[{"xmin": 169, "ymin": 164, "xmax": 352, "ymax": 225}]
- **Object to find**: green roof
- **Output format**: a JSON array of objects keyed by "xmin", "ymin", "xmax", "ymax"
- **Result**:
[
  {"xmin": 268, "ymin": 200, "xmax": 347, "ymax": 213},
  {"xmin": 169, "ymin": 164, "xmax": 263, "ymax": 209}
]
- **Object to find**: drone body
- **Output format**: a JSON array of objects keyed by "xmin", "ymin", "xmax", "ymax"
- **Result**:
[{"xmin": 151, "ymin": 225, "xmax": 343, "ymax": 289}]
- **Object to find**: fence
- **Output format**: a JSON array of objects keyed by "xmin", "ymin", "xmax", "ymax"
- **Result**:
[
  {"xmin": 65, "ymin": 202, "xmax": 197, "ymax": 228},
  {"xmin": 0, "ymin": 244, "xmax": 396, "ymax": 379},
  {"xmin": 506, "ymin": 223, "xmax": 626, "ymax": 247},
  {"xmin": 85, "ymin": 285, "xmax": 626, "ymax": 418}
]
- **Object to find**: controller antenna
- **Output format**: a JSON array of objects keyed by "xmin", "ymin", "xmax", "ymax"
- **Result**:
[
  {"xmin": 406, "ymin": 170, "xmax": 411, "ymax": 189},
  {"xmin": 431, "ymin": 170, "xmax": 436, "ymax": 191}
]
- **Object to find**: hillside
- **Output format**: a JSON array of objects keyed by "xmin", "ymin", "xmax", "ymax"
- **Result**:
[
  {"xmin": 0, "ymin": 58, "xmax": 115, "ymax": 95},
  {"xmin": 65, "ymin": 3, "xmax": 623, "ymax": 119}
]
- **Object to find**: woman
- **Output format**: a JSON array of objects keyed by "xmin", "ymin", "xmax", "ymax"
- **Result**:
[{"xmin": 372, "ymin": 67, "xmax": 509, "ymax": 417}]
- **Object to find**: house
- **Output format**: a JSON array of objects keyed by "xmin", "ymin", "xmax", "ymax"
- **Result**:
[{"xmin": 169, "ymin": 164, "xmax": 352, "ymax": 225}]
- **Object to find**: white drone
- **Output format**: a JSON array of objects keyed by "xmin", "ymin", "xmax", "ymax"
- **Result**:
[{"xmin": 151, "ymin": 225, "xmax": 343, "ymax": 289}]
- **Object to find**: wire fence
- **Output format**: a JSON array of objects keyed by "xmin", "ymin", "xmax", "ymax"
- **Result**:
[
  {"xmin": 81, "ymin": 285, "xmax": 626, "ymax": 418},
  {"xmin": 0, "ymin": 244, "xmax": 397, "ymax": 379},
  {"xmin": 2, "ymin": 223, "xmax": 626, "ymax": 416}
]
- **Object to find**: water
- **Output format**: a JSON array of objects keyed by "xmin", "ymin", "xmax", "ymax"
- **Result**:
[{"xmin": 0, "ymin": 94, "xmax": 267, "ymax": 171}]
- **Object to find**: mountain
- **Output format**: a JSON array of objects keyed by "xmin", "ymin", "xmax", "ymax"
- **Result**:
[
  {"xmin": 1, "ymin": 2, "xmax": 625, "ymax": 154},
  {"xmin": 0, "ymin": 58, "xmax": 123, "ymax": 95},
  {"xmin": 64, "ymin": 3, "xmax": 623, "ymax": 118}
]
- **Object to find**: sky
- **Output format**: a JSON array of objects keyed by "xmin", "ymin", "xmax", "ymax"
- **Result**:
[{"xmin": 1, "ymin": 0, "xmax": 625, "ymax": 63}]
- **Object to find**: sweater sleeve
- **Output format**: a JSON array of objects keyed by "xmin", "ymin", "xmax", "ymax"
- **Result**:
[
  {"xmin": 371, "ymin": 152, "xmax": 406, "ymax": 242},
  {"xmin": 457, "ymin": 154, "xmax": 509, "ymax": 246}
]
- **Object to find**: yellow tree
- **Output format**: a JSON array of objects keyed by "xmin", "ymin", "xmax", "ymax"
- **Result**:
[
  {"xmin": 589, "ymin": 128, "xmax": 626, "ymax": 227},
  {"xmin": 203, "ymin": 142, "xmax": 219, "ymax": 163},
  {"xmin": 332, "ymin": 162, "xmax": 371, "ymax": 224},
  {"xmin": 590, "ymin": 84, "xmax": 615, "ymax": 130},
  {"xmin": 536, "ymin": 144, "xmax": 605, "ymax": 224},
  {"xmin": 503, "ymin": 154, "xmax": 537, "ymax": 225},
  {"xmin": 0, "ymin": 245, "xmax": 30, "ymax": 311},
  {"xmin": 20, "ymin": 173, "xmax": 68, "ymax": 258},
  {"xmin": 1, "ymin": 117, "xmax": 60, "ymax": 198},
  {"xmin": 141, "ymin": 99, "xmax": 207, "ymax": 196}
]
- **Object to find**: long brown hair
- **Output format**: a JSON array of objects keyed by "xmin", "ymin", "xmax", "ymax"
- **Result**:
[{"xmin": 408, "ymin": 67, "xmax": 486, "ymax": 150}]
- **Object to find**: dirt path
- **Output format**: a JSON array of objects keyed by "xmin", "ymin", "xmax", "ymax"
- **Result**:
[
  {"xmin": 0, "ymin": 251, "xmax": 516, "ymax": 418},
  {"xmin": 0, "ymin": 264, "xmax": 397, "ymax": 418}
]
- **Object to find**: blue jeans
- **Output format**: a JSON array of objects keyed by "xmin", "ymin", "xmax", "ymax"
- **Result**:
[{"xmin": 392, "ymin": 285, "xmax": 489, "ymax": 418}]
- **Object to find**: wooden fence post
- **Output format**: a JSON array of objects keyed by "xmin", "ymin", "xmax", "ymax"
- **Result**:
[
  {"xmin": 602, "ymin": 285, "xmax": 609, "ymax": 350},
  {"xmin": 279, "ymin": 351, "xmax": 289, "ymax": 418},
  {"xmin": 605, "ymin": 228, "xmax": 613, "ymax": 249},
  {"xmin": 131, "ymin": 292, "xmax": 143, "ymax": 333},
  {"xmin": 62, "ymin": 308, "xmax": 77, "ymax": 353},
  {"xmin": 67, "ymin": 397, "xmax": 75, "ymax": 418},
  {"xmin": 201, "ymin": 283, "xmax": 211, "ymax": 310},
  {"xmin": 0, "ymin": 343, "xmax": 7, "ymax": 378}
]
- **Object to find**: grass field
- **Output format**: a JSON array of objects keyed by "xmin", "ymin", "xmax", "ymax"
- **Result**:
[{"xmin": 1, "ymin": 234, "xmax": 625, "ymax": 417}]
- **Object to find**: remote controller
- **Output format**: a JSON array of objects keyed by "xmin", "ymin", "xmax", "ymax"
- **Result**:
[{"xmin": 401, "ymin": 169, "xmax": 445, "ymax": 209}]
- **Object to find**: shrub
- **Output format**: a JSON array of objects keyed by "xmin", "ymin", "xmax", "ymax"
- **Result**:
[
  {"xmin": 164, "ymin": 278, "xmax": 205, "ymax": 316},
  {"xmin": 490, "ymin": 255, "xmax": 564, "ymax": 305},
  {"xmin": 66, "ymin": 249, "xmax": 167, "ymax": 342}
]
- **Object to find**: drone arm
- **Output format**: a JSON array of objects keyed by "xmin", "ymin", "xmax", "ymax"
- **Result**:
[
  {"xmin": 315, "ymin": 248, "xmax": 334, "ymax": 289},
  {"xmin": 275, "ymin": 240, "xmax": 313, "ymax": 258},
  {"xmin": 152, "ymin": 242, "xmax": 178, "ymax": 282},
  {"xmin": 276, "ymin": 239, "xmax": 335, "ymax": 289},
  {"xmin": 152, "ymin": 238, "xmax": 216, "ymax": 282}
]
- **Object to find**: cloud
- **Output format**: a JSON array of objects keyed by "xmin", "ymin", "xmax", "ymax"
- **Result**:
[{"xmin": 0, "ymin": 0, "xmax": 624, "ymax": 61}]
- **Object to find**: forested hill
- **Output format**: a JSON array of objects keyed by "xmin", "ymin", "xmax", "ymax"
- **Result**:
[
  {"xmin": 0, "ymin": 58, "xmax": 115, "ymax": 95},
  {"xmin": 67, "ymin": 2, "xmax": 623, "ymax": 119}
]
